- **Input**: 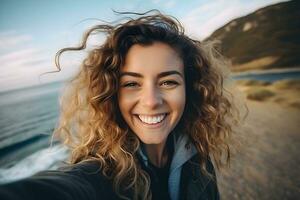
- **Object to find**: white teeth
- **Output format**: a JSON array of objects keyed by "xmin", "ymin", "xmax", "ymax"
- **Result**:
[{"xmin": 138, "ymin": 114, "xmax": 166, "ymax": 124}]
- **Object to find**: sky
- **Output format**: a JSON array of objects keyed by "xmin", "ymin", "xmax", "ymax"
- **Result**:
[{"xmin": 0, "ymin": 0, "xmax": 286, "ymax": 92}]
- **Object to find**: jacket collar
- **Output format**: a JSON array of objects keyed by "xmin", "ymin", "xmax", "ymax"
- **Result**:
[
  {"xmin": 170, "ymin": 132, "xmax": 197, "ymax": 174},
  {"xmin": 137, "ymin": 132, "xmax": 197, "ymax": 169},
  {"xmin": 137, "ymin": 132, "xmax": 197, "ymax": 200}
]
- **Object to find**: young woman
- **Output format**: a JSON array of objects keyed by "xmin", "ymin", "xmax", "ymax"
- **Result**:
[{"xmin": 0, "ymin": 11, "xmax": 237, "ymax": 200}]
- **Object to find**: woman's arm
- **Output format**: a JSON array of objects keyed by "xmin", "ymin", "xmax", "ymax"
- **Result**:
[{"xmin": 0, "ymin": 161, "xmax": 117, "ymax": 200}]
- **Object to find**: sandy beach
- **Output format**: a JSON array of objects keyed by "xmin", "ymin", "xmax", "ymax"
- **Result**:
[{"xmin": 218, "ymin": 83, "xmax": 300, "ymax": 199}]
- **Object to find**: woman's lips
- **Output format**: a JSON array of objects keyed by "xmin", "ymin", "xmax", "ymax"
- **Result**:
[
  {"xmin": 134, "ymin": 113, "xmax": 169, "ymax": 128},
  {"xmin": 138, "ymin": 113, "xmax": 166, "ymax": 124}
]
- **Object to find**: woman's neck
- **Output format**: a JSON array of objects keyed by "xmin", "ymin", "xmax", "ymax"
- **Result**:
[{"xmin": 144, "ymin": 140, "xmax": 169, "ymax": 168}]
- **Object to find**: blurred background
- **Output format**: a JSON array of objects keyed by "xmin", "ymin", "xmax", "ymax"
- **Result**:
[{"xmin": 0, "ymin": 0, "xmax": 299, "ymax": 199}]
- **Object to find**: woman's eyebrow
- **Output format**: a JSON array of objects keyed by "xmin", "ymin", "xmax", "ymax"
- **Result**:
[
  {"xmin": 120, "ymin": 70, "xmax": 183, "ymax": 78},
  {"xmin": 120, "ymin": 72, "xmax": 143, "ymax": 78},
  {"xmin": 157, "ymin": 71, "xmax": 183, "ymax": 79}
]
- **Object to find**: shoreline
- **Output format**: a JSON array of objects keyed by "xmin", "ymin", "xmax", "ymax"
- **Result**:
[{"xmin": 232, "ymin": 67, "xmax": 300, "ymax": 76}]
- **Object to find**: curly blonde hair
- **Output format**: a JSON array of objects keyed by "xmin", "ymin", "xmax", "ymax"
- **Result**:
[{"xmin": 53, "ymin": 11, "xmax": 238, "ymax": 200}]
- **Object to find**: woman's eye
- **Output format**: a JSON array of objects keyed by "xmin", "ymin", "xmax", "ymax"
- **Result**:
[
  {"xmin": 160, "ymin": 80, "xmax": 179, "ymax": 87},
  {"xmin": 122, "ymin": 82, "xmax": 139, "ymax": 88}
]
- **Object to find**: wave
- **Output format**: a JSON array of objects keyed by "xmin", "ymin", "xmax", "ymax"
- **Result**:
[{"xmin": 0, "ymin": 144, "xmax": 69, "ymax": 184}]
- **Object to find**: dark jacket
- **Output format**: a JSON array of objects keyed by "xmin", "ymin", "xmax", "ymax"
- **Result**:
[
  {"xmin": 179, "ymin": 155, "xmax": 220, "ymax": 200},
  {"xmin": 0, "ymin": 132, "xmax": 219, "ymax": 200},
  {"xmin": 0, "ymin": 157, "xmax": 219, "ymax": 200}
]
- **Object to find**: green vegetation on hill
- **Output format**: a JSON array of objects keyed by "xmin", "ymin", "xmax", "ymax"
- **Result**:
[{"xmin": 206, "ymin": 0, "xmax": 300, "ymax": 71}]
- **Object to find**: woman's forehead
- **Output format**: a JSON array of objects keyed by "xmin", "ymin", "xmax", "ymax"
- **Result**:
[{"xmin": 121, "ymin": 42, "xmax": 184, "ymax": 74}]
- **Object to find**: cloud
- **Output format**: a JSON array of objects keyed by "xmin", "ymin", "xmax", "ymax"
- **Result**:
[
  {"xmin": 0, "ymin": 31, "xmax": 32, "ymax": 49},
  {"xmin": 0, "ymin": 48, "xmax": 48, "ymax": 70},
  {"xmin": 0, "ymin": 47, "xmax": 54, "ymax": 91},
  {"xmin": 0, "ymin": 30, "xmax": 75, "ymax": 91},
  {"xmin": 181, "ymin": 0, "xmax": 285, "ymax": 39}
]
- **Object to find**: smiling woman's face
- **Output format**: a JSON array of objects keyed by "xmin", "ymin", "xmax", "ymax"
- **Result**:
[{"xmin": 118, "ymin": 42, "xmax": 186, "ymax": 146}]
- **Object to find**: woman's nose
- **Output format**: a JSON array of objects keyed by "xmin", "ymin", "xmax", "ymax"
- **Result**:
[{"xmin": 140, "ymin": 85, "xmax": 163, "ymax": 109}]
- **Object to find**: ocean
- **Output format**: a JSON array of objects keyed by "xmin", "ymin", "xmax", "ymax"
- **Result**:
[
  {"xmin": 0, "ymin": 70, "xmax": 299, "ymax": 184},
  {"xmin": 233, "ymin": 70, "xmax": 300, "ymax": 82},
  {"xmin": 0, "ymin": 81, "xmax": 69, "ymax": 184}
]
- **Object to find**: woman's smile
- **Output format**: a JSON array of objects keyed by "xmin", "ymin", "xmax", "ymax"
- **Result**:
[{"xmin": 134, "ymin": 113, "xmax": 169, "ymax": 128}]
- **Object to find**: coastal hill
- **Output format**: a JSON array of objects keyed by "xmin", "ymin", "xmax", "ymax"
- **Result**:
[{"xmin": 205, "ymin": 0, "xmax": 300, "ymax": 72}]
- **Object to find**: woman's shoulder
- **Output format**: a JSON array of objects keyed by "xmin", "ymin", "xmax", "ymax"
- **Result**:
[
  {"xmin": 57, "ymin": 160, "xmax": 104, "ymax": 176},
  {"xmin": 0, "ymin": 160, "xmax": 119, "ymax": 200}
]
